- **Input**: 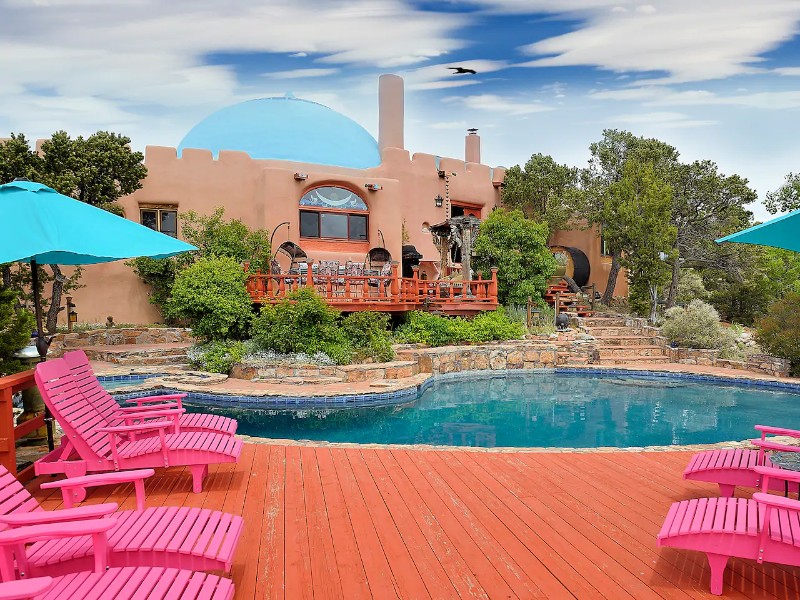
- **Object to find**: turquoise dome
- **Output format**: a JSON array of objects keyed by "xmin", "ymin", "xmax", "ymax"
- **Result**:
[{"xmin": 178, "ymin": 96, "xmax": 381, "ymax": 169}]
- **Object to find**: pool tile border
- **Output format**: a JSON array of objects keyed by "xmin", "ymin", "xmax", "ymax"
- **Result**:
[{"xmin": 111, "ymin": 366, "xmax": 800, "ymax": 410}]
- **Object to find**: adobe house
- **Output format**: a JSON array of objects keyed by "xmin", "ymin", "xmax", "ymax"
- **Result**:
[{"xmin": 13, "ymin": 74, "xmax": 624, "ymax": 324}]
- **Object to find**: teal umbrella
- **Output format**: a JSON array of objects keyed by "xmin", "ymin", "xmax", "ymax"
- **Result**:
[
  {"xmin": 716, "ymin": 209, "xmax": 800, "ymax": 252},
  {"xmin": 0, "ymin": 179, "xmax": 197, "ymax": 357}
]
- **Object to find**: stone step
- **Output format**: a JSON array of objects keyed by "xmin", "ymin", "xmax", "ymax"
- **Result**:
[
  {"xmin": 597, "ymin": 356, "xmax": 672, "ymax": 365},
  {"xmin": 582, "ymin": 327, "xmax": 649, "ymax": 337},
  {"xmin": 581, "ymin": 317, "xmax": 630, "ymax": 327},
  {"xmin": 591, "ymin": 335, "xmax": 662, "ymax": 346},
  {"xmin": 598, "ymin": 346, "xmax": 669, "ymax": 358}
]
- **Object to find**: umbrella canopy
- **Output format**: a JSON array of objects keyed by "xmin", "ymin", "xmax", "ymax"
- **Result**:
[
  {"xmin": 716, "ymin": 209, "xmax": 800, "ymax": 252},
  {"xmin": 0, "ymin": 180, "xmax": 197, "ymax": 359},
  {"xmin": 0, "ymin": 180, "xmax": 195, "ymax": 264}
]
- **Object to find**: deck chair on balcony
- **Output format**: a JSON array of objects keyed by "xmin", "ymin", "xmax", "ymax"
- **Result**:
[
  {"xmin": 0, "ymin": 516, "xmax": 235, "ymax": 598},
  {"xmin": 683, "ymin": 425, "xmax": 798, "ymax": 496},
  {"xmin": 0, "ymin": 464, "xmax": 242, "ymax": 578},
  {"xmin": 61, "ymin": 350, "xmax": 237, "ymax": 437},
  {"xmin": 658, "ymin": 465, "xmax": 800, "ymax": 595},
  {"xmin": 34, "ymin": 359, "xmax": 242, "ymax": 493}
]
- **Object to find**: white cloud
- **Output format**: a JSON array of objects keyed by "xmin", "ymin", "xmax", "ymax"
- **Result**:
[
  {"xmin": 510, "ymin": 0, "xmax": 800, "ymax": 83},
  {"xmin": 400, "ymin": 60, "xmax": 510, "ymax": 91},
  {"xmin": 591, "ymin": 85, "xmax": 800, "ymax": 110},
  {"xmin": 610, "ymin": 111, "xmax": 716, "ymax": 128},
  {"xmin": 265, "ymin": 68, "xmax": 339, "ymax": 80},
  {"xmin": 443, "ymin": 94, "xmax": 551, "ymax": 115},
  {"xmin": 429, "ymin": 121, "xmax": 470, "ymax": 130},
  {"xmin": 775, "ymin": 67, "xmax": 800, "ymax": 76}
]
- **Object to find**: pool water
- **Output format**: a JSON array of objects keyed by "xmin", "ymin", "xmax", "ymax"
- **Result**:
[{"xmin": 181, "ymin": 372, "xmax": 800, "ymax": 448}]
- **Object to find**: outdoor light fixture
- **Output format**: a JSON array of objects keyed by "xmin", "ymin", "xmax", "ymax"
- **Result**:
[
  {"xmin": 293, "ymin": 172, "xmax": 308, "ymax": 180},
  {"xmin": 365, "ymin": 183, "xmax": 382, "ymax": 191},
  {"xmin": 66, "ymin": 296, "xmax": 77, "ymax": 332},
  {"xmin": 437, "ymin": 170, "xmax": 446, "ymax": 178},
  {"xmin": 434, "ymin": 195, "xmax": 444, "ymax": 207}
]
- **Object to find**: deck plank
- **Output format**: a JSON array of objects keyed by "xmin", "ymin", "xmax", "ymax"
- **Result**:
[{"xmin": 25, "ymin": 445, "xmax": 800, "ymax": 599}]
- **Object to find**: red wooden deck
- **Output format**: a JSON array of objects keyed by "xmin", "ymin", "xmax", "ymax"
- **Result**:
[
  {"xmin": 246, "ymin": 264, "xmax": 499, "ymax": 315},
  {"xmin": 27, "ymin": 445, "xmax": 800, "ymax": 599}
]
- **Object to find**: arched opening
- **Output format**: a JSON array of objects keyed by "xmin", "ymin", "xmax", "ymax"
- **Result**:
[{"xmin": 298, "ymin": 186, "xmax": 369, "ymax": 242}]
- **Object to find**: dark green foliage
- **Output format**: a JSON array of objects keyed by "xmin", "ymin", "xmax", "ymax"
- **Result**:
[
  {"xmin": 501, "ymin": 153, "xmax": 582, "ymax": 236},
  {"xmin": 187, "ymin": 340, "xmax": 246, "ymax": 374},
  {"xmin": 394, "ymin": 308, "xmax": 525, "ymax": 347},
  {"xmin": 252, "ymin": 289, "xmax": 353, "ymax": 365},
  {"xmin": 129, "ymin": 208, "xmax": 271, "ymax": 316},
  {"xmin": 472, "ymin": 208, "xmax": 556, "ymax": 306},
  {"xmin": 340, "ymin": 312, "xmax": 395, "ymax": 363},
  {"xmin": 756, "ymin": 292, "xmax": 800, "ymax": 375},
  {"xmin": 0, "ymin": 287, "xmax": 35, "ymax": 376},
  {"xmin": 165, "ymin": 257, "xmax": 253, "ymax": 342}
]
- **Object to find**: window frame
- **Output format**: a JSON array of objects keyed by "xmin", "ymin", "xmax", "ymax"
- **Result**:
[
  {"xmin": 140, "ymin": 206, "xmax": 178, "ymax": 238},
  {"xmin": 298, "ymin": 186, "xmax": 369, "ymax": 242}
]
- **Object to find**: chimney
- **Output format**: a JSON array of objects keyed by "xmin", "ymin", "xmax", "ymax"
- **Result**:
[
  {"xmin": 378, "ymin": 74, "xmax": 404, "ymax": 152},
  {"xmin": 465, "ymin": 128, "xmax": 480, "ymax": 163}
]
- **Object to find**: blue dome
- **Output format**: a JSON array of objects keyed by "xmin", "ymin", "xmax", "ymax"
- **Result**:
[{"xmin": 178, "ymin": 96, "xmax": 381, "ymax": 169}]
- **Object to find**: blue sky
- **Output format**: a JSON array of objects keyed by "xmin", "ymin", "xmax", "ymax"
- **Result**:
[{"xmin": 2, "ymin": 0, "xmax": 800, "ymax": 219}]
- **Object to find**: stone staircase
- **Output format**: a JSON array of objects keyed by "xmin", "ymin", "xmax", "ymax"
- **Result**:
[
  {"xmin": 544, "ymin": 280, "xmax": 592, "ymax": 317},
  {"xmin": 578, "ymin": 314, "xmax": 671, "ymax": 365}
]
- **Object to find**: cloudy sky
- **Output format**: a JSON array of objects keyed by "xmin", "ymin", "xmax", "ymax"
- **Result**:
[{"xmin": 2, "ymin": 0, "xmax": 800, "ymax": 218}]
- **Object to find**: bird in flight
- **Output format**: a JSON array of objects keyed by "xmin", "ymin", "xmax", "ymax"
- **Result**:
[{"xmin": 448, "ymin": 67, "xmax": 477, "ymax": 75}]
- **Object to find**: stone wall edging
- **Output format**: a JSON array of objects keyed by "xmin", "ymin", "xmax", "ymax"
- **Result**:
[{"xmin": 48, "ymin": 328, "xmax": 194, "ymax": 356}]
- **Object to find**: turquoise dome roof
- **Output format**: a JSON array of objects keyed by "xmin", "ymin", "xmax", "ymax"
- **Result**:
[{"xmin": 178, "ymin": 96, "xmax": 381, "ymax": 169}]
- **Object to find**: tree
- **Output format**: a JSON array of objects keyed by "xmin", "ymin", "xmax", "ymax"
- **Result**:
[
  {"xmin": 765, "ymin": 172, "xmax": 800, "ymax": 214},
  {"xmin": 472, "ymin": 208, "xmax": 556, "ymax": 306},
  {"xmin": 0, "ymin": 131, "xmax": 147, "ymax": 332},
  {"xmin": 0, "ymin": 286, "xmax": 35, "ymax": 376},
  {"xmin": 582, "ymin": 129, "xmax": 679, "ymax": 303},
  {"xmin": 129, "ymin": 207, "xmax": 271, "ymax": 319},
  {"xmin": 603, "ymin": 160, "xmax": 676, "ymax": 322},
  {"xmin": 500, "ymin": 153, "xmax": 582, "ymax": 237},
  {"xmin": 665, "ymin": 160, "xmax": 756, "ymax": 307}
]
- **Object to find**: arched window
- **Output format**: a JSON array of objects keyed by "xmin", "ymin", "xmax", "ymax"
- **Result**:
[{"xmin": 299, "ymin": 186, "xmax": 368, "ymax": 241}]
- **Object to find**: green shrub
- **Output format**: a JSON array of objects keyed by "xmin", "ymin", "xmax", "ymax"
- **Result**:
[
  {"xmin": 340, "ymin": 312, "xmax": 395, "ymax": 363},
  {"xmin": 756, "ymin": 292, "xmax": 800, "ymax": 375},
  {"xmin": 395, "ymin": 309, "xmax": 524, "ymax": 347},
  {"xmin": 252, "ymin": 289, "xmax": 353, "ymax": 364},
  {"xmin": 187, "ymin": 340, "xmax": 246, "ymax": 374},
  {"xmin": 0, "ymin": 286, "xmax": 35, "ymax": 376},
  {"xmin": 165, "ymin": 256, "xmax": 253, "ymax": 342},
  {"xmin": 661, "ymin": 299, "xmax": 736, "ymax": 350},
  {"xmin": 676, "ymin": 268, "xmax": 709, "ymax": 306}
]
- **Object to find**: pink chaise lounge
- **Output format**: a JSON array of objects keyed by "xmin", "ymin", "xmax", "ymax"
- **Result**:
[{"xmin": 34, "ymin": 359, "xmax": 242, "ymax": 493}]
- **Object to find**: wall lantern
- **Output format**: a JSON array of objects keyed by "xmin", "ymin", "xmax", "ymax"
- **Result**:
[
  {"xmin": 293, "ymin": 172, "xmax": 308, "ymax": 180},
  {"xmin": 66, "ymin": 296, "xmax": 77, "ymax": 332},
  {"xmin": 364, "ymin": 183, "xmax": 382, "ymax": 191},
  {"xmin": 434, "ymin": 195, "xmax": 444, "ymax": 207},
  {"xmin": 437, "ymin": 170, "xmax": 446, "ymax": 178}
]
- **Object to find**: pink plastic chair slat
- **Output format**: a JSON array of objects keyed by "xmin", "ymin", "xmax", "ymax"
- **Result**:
[
  {"xmin": 134, "ymin": 507, "xmax": 182, "ymax": 551},
  {"xmin": 167, "ymin": 509, "xmax": 210, "ymax": 555},
  {"xmin": 689, "ymin": 498, "xmax": 707, "ymax": 534},
  {"xmin": 191, "ymin": 510, "xmax": 223, "ymax": 558}
]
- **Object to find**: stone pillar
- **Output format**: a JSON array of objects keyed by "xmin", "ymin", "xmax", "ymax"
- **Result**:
[{"xmin": 378, "ymin": 74, "xmax": 404, "ymax": 152}]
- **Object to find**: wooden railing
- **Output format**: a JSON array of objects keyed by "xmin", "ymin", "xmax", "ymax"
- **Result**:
[
  {"xmin": 0, "ymin": 369, "xmax": 45, "ymax": 480},
  {"xmin": 246, "ymin": 261, "xmax": 499, "ymax": 313}
]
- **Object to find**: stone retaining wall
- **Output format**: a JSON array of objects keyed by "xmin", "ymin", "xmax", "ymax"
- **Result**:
[
  {"xmin": 664, "ymin": 346, "xmax": 790, "ymax": 377},
  {"xmin": 230, "ymin": 360, "xmax": 419, "ymax": 383},
  {"xmin": 396, "ymin": 341, "xmax": 559, "ymax": 374},
  {"xmin": 49, "ymin": 328, "xmax": 194, "ymax": 356}
]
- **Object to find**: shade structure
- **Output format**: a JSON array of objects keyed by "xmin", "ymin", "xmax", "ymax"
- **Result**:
[
  {"xmin": 0, "ymin": 180, "xmax": 196, "ymax": 265},
  {"xmin": 0, "ymin": 180, "xmax": 197, "ymax": 363},
  {"xmin": 716, "ymin": 209, "xmax": 800, "ymax": 252}
]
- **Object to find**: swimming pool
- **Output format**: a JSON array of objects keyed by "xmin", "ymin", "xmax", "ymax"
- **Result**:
[{"xmin": 154, "ymin": 371, "xmax": 800, "ymax": 448}]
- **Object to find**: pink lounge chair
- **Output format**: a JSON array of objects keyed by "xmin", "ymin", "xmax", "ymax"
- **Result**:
[
  {"xmin": 34, "ymin": 359, "xmax": 242, "ymax": 493},
  {"xmin": 62, "ymin": 350, "xmax": 237, "ymax": 437},
  {"xmin": 0, "ymin": 464, "xmax": 242, "ymax": 578},
  {"xmin": 0, "ymin": 522, "xmax": 234, "ymax": 599},
  {"xmin": 658, "ymin": 465, "xmax": 800, "ymax": 595},
  {"xmin": 683, "ymin": 425, "xmax": 799, "ymax": 496}
]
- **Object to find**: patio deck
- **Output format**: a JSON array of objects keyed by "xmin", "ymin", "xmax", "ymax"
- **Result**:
[{"xmin": 26, "ymin": 444, "xmax": 800, "ymax": 599}]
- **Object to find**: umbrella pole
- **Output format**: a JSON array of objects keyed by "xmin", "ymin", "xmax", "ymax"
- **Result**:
[{"xmin": 30, "ymin": 259, "xmax": 55, "ymax": 451}]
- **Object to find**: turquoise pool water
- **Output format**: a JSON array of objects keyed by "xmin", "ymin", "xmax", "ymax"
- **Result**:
[{"xmin": 178, "ymin": 372, "xmax": 800, "ymax": 448}]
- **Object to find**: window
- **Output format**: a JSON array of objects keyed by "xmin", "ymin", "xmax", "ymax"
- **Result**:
[
  {"xmin": 140, "ymin": 207, "xmax": 178, "ymax": 238},
  {"xmin": 299, "ymin": 186, "xmax": 368, "ymax": 241}
]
